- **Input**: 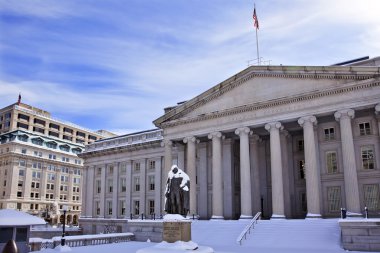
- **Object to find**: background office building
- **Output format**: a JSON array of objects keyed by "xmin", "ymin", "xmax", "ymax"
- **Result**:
[{"xmin": 0, "ymin": 102, "xmax": 111, "ymax": 223}]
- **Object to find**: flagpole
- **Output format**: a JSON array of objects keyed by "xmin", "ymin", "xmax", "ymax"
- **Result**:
[
  {"xmin": 256, "ymin": 26, "xmax": 260, "ymax": 65},
  {"xmin": 253, "ymin": 4, "xmax": 260, "ymax": 65}
]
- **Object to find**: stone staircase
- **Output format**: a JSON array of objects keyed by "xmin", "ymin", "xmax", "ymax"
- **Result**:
[{"xmin": 192, "ymin": 218, "xmax": 344, "ymax": 253}]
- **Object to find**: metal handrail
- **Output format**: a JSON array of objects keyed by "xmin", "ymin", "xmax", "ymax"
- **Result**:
[{"xmin": 236, "ymin": 212, "xmax": 261, "ymax": 245}]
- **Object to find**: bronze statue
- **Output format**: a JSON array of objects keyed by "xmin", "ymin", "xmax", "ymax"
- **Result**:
[{"xmin": 164, "ymin": 165, "xmax": 190, "ymax": 216}]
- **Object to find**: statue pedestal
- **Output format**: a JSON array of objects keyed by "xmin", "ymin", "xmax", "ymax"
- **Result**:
[{"xmin": 163, "ymin": 221, "xmax": 191, "ymax": 243}]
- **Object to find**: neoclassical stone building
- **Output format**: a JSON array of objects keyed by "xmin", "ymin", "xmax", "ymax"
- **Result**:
[{"xmin": 80, "ymin": 57, "xmax": 380, "ymax": 231}]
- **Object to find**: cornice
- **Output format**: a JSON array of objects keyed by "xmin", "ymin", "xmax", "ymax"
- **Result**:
[
  {"xmin": 154, "ymin": 66, "xmax": 380, "ymax": 127},
  {"xmin": 160, "ymin": 79, "xmax": 380, "ymax": 128},
  {"xmin": 79, "ymin": 140, "xmax": 163, "ymax": 158}
]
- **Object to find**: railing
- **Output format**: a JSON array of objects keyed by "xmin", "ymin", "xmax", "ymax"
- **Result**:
[
  {"xmin": 29, "ymin": 233, "xmax": 134, "ymax": 251},
  {"xmin": 236, "ymin": 212, "xmax": 261, "ymax": 245}
]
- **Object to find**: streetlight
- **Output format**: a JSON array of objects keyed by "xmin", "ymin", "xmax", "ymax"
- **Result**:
[{"xmin": 61, "ymin": 205, "xmax": 68, "ymax": 246}]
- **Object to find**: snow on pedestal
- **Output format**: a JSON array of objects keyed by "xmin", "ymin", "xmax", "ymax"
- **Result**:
[
  {"xmin": 53, "ymin": 245, "xmax": 72, "ymax": 252},
  {"xmin": 163, "ymin": 214, "xmax": 190, "ymax": 221}
]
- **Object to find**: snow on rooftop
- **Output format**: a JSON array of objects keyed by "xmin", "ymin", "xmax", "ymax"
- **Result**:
[{"xmin": 0, "ymin": 209, "xmax": 46, "ymax": 226}]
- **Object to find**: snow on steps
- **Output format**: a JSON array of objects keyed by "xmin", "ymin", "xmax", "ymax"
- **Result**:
[{"xmin": 192, "ymin": 219, "xmax": 344, "ymax": 253}]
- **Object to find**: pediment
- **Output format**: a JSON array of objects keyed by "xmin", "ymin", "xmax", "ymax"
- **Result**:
[{"xmin": 154, "ymin": 65, "xmax": 380, "ymax": 127}]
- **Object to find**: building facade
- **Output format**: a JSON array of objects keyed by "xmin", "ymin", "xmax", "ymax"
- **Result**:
[
  {"xmin": 0, "ymin": 103, "xmax": 108, "ymax": 223},
  {"xmin": 80, "ymin": 57, "xmax": 380, "ymax": 232}
]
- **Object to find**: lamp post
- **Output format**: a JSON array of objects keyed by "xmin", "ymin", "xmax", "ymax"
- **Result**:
[{"xmin": 61, "ymin": 205, "xmax": 68, "ymax": 246}]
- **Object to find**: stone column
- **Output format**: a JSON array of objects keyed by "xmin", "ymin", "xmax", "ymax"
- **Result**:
[
  {"xmin": 112, "ymin": 162, "xmax": 119, "ymax": 218},
  {"xmin": 298, "ymin": 116, "xmax": 322, "ymax": 217},
  {"xmin": 334, "ymin": 109, "xmax": 361, "ymax": 214},
  {"xmin": 140, "ymin": 159, "xmax": 147, "ymax": 216},
  {"xmin": 198, "ymin": 142, "xmax": 208, "ymax": 219},
  {"xmin": 125, "ymin": 161, "xmax": 132, "ymax": 217},
  {"xmin": 265, "ymin": 122, "xmax": 285, "ymax": 218},
  {"xmin": 162, "ymin": 140, "xmax": 172, "ymax": 213},
  {"xmin": 375, "ymin": 104, "xmax": 380, "ymax": 136},
  {"xmin": 183, "ymin": 136, "xmax": 197, "ymax": 216},
  {"xmin": 176, "ymin": 144, "xmax": 185, "ymax": 171},
  {"xmin": 84, "ymin": 166, "xmax": 95, "ymax": 217},
  {"xmin": 100, "ymin": 165, "xmax": 106, "ymax": 217},
  {"xmin": 250, "ymin": 134, "xmax": 262, "ymax": 215},
  {"xmin": 235, "ymin": 127, "xmax": 253, "ymax": 219},
  {"xmin": 154, "ymin": 158, "xmax": 162, "ymax": 215},
  {"xmin": 208, "ymin": 132, "xmax": 224, "ymax": 219},
  {"xmin": 222, "ymin": 138, "xmax": 233, "ymax": 219}
]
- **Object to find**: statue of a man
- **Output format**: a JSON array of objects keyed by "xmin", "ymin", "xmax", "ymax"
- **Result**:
[{"xmin": 164, "ymin": 165, "xmax": 190, "ymax": 216}]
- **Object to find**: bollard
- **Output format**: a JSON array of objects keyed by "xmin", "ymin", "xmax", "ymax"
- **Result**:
[
  {"xmin": 141, "ymin": 213, "xmax": 144, "ymax": 220},
  {"xmin": 130, "ymin": 213, "xmax": 133, "ymax": 220},
  {"xmin": 2, "ymin": 240, "xmax": 18, "ymax": 253},
  {"xmin": 365, "ymin": 206, "xmax": 368, "ymax": 219}
]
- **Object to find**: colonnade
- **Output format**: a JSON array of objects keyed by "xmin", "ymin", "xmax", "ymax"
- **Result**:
[{"xmin": 163, "ymin": 108, "xmax": 365, "ymax": 219}]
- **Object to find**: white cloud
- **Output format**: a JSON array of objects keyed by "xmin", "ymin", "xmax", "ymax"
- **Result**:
[{"xmin": 1, "ymin": 0, "xmax": 380, "ymax": 134}]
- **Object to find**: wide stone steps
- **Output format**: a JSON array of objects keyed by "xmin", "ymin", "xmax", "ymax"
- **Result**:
[{"xmin": 192, "ymin": 218, "xmax": 344, "ymax": 253}]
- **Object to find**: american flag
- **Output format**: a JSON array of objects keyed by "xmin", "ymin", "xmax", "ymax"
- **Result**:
[{"xmin": 253, "ymin": 7, "xmax": 259, "ymax": 30}]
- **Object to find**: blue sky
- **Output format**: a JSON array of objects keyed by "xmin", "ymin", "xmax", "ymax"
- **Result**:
[{"xmin": 1, "ymin": 0, "xmax": 379, "ymax": 134}]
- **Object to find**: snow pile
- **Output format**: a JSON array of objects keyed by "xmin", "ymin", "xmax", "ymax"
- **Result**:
[
  {"xmin": 137, "ymin": 241, "xmax": 214, "ymax": 253},
  {"xmin": 54, "ymin": 245, "xmax": 72, "ymax": 252}
]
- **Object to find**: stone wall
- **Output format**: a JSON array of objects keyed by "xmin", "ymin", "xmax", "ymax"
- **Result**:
[
  {"xmin": 126, "ymin": 220, "xmax": 163, "ymax": 242},
  {"xmin": 79, "ymin": 218, "xmax": 128, "ymax": 235},
  {"xmin": 339, "ymin": 219, "xmax": 380, "ymax": 251}
]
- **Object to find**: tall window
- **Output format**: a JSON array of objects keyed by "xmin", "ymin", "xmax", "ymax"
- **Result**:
[
  {"xmin": 120, "ymin": 163, "xmax": 127, "ymax": 173},
  {"xmin": 149, "ymin": 200, "xmax": 155, "ymax": 214},
  {"xmin": 298, "ymin": 140, "xmax": 304, "ymax": 151},
  {"xmin": 108, "ymin": 165, "xmax": 113, "ymax": 175},
  {"xmin": 361, "ymin": 146, "xmax": 375, "ymax": 170},
  {"xmin": 120, "ymin": 178, "xmax": 126, "ymax": 192},
  {"xmin": 134, "ymin": 177, "xmax": 140, "ymax": 192},
  {"xmin": 324, "ymin": 127, "xmax": 335, "ymax": 141},
  {"xmin": 149, "ymin": 176, "xmax": 155, "ymax": 191},
  {"xmin": 149, "ymin": 160, "xmax": 156, "ymax": 170},
  {"xmin": 134, "ymin": 162, "xmax": 141, "ymax": 172},
  {"xmin": 96, "ymin": 180, "xmax": 101, "ymax": 193},
  {"xmin": 363, "ymin": 184, "xmax": 379, "ymax": 210},
  {"xmin": 326, "ymin": 151, "xmax": 338, "ymax": 174},
  {"xmin": 327, "ymin": 186, "xmax": 341, "ymax": 212},
  {"xmin": 299, "ymin": 160, "xmax": 305, "ymax": 179},
  {"xmin": 107, "ymin": 201, "xmax": 112, "ymax": 215},
  {"xmin": 134, "ymin": 200, "xmax": 140, "ymax": 215},
  {"xmin": 108, "ymin": 179, "xmax": 113, "ymax": 193},
  {"xmin": 120, "ymin": 200, "xmax": 126, "ymax": 215},
  {"xmin": 359, "ymin": 122, "xmax": 371, "ymax": 136},
  {"xmin": 95, "ymin": 201, "xmax": 100, "ymax": 215}
]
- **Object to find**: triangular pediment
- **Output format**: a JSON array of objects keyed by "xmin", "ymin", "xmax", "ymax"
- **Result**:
[{"xmin": 154, "ymin": 65, "xmax": 380, "ymax": 127}]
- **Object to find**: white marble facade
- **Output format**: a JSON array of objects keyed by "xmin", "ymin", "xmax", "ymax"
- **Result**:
[{"xmin": 80, "ymin": 58, "xmax": 380, "ymax": 231}]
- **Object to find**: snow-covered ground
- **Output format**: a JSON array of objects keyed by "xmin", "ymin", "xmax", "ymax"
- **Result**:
[{"xmin": 32, "ymin": 219, "xmax": 369, "ymax": 253}]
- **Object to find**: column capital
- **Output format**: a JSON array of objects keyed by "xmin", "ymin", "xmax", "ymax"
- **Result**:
[
  {"xmin": 265, "ymin": 122, "xmax": 283, "ymax": 132},
  {"xmin": 250, "ymin": 134, "xmax": 262, "ymax": 143},
  {"xmin": 208, "ymin": 131, "xmax": 222, "ymax": 139},
  {"xmin": 235, "ymin": 127, "xmax": 251, "ymax": 136},
  {"xmin": 298, "ymin": 115, "xmax": 317, "ymax": 127},
  {"xmin": 334, "ymin": 109, "xmax": 355, "ymax": 121},
  {"xmin": 161, "ymin": 139, "xmax": 173, "ymax": 147},
  {"xmin": 280, "ymin": 129, "xmax": 290, "ymax": 138},
  {"xmin": 183, "ymin": 136, "xmax": 198, "ymax": 144},
  {"xmin": 375, "ymin": 104, "xmax": 380, "ymax": 115}
]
